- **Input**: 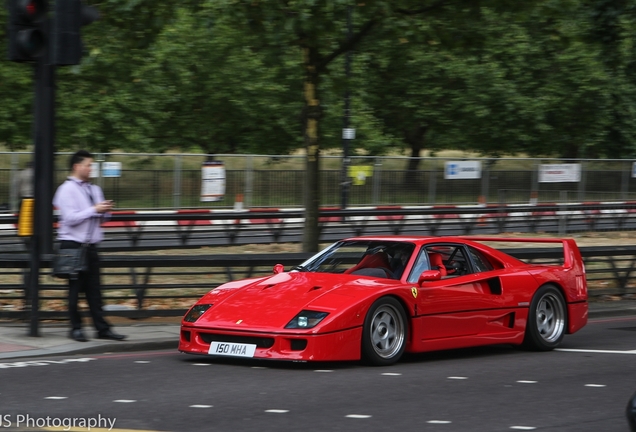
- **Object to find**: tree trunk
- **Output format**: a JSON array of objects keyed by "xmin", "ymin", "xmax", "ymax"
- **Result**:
[
  {"xmin": 404, "ymin": 124, "xmax": 427, "ymax": 185},
  {"xmin": 302, "ymin": 47, "xmax": 321, "ymax": 253}
]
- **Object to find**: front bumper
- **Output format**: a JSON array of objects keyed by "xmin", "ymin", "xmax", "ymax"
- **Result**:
[{"xmin": 179, "ymin": 325, "xmax": 363, "ymax": 362}]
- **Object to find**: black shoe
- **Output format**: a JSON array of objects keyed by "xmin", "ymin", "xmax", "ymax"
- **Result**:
[
  {"xmin": 70, "ymin": 329, "xmax": 88, "ymax": 342},
  {"xmin": 97, "ymin": 329, "xmax": 127, "ymax": 341}
]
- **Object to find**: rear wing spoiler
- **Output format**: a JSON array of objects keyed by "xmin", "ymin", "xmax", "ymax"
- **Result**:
[{"xmin": 461, "ymin": 237, "xmax": 582, "ymax": 271}]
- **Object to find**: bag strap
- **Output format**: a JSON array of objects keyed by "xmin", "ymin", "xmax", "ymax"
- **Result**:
[{"xmin": 68, "ymin": 179, "xmax": 98, "ymax": 245}]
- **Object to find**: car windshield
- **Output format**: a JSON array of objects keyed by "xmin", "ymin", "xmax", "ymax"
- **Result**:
[{"xmin": 293, "ymin": 240, "xmax": 415, "ymax": 280}]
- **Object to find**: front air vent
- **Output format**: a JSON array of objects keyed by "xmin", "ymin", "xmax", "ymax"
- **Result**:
[{"xmin": 290, "ymin": 339, "xmax": 308, "ymax": 351}]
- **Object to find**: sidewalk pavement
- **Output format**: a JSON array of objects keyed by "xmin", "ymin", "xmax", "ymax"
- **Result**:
[
  {"xmin": 0, "ymin": 302, "xmax": 634, "ymax": 361},
  {"xmin": 0, "ymin": 316, "xmax": 181, "ymax": 361}
]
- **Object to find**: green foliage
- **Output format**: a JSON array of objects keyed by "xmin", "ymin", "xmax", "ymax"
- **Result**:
[{"xmin": 1, "ymin": 0, "xmax": 636, "ymax": 160}]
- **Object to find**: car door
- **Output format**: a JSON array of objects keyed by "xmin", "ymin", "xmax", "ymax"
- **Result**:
[{"xmin": 410, "ymin": 244, "xmax": 510, "ymax": 340}]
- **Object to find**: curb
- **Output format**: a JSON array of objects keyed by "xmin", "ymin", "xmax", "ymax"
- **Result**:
[{"xmin": 0, "ymin": 340, "xmax": 178, "ymax": 361}]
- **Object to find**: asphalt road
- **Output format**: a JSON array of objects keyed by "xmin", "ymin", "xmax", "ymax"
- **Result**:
[{"xmin": 1, "ymin": 316, "xmax": 635, "ymax": 432}]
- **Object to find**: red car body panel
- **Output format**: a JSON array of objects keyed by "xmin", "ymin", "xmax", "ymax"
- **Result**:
[{"xmin": 179, "ymin": 236, "xmax": 588, "ymax": 362}]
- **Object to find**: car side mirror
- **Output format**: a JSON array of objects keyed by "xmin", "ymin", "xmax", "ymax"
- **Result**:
[
  {"xmin": 273, "ymin": 264, "xmax": 284, "ymax": 274},
  {"xmin": 419, "ymin": 270, "xmax": 442, "ymax": 285}
]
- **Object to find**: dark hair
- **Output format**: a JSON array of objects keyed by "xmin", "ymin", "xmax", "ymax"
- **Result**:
[{"xmin": 69, "ymin": 150, "xmax": 93, "ymax": 171}]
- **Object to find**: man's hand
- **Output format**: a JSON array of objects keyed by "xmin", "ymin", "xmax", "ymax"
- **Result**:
[{"xmin": 95, "ymin": 200, "xmax": 114, "ymax": 213}]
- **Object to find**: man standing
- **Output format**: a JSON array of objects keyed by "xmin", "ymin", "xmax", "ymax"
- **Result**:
[
  {"xmin": 14, "ymin": 161, "xmax": 33, "ymax": 211},
  {"xmin": 53, "ymin": 150, "xmax": 126, "ymax": 342}
]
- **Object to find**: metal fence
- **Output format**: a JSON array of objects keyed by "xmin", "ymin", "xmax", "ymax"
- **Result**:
[
  {"xmin": 3, "ymin": 152, "xmax": 636, "ymax": 211},
  {"xmin": 0, "ymin": 246, "xmax": 633, "ymax": 320}
]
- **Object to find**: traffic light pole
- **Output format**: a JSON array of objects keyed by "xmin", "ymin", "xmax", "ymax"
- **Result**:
[
  {"xmin": 29, "ymin": 21, "xmax": 56, "ymax": 338},
  {"xmin": 8, "ymin": 0, "xmax": 94, "ymax": 336}
]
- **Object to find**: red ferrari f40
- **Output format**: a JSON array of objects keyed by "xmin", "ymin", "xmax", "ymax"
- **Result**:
[{"xmin": 179, "ymin": 236, "xmax": 588, "ymax": 365}]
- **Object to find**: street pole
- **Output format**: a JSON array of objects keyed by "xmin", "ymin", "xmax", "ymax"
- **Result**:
[
  {"xmin": 29, "ymin": 17, "xmax": 56, "ymax": 337},
  {"xmin": 340, "ymin": 6, "xmax": 353, "ymax": 210}
]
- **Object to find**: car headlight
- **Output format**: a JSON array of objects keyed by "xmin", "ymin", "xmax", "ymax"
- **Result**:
[
  {"xmin": 285, "ymin": 310, "xmax": 329, "ymax": 329},
  {"xmin": 184, "ymin": 304, "xmax": 212, "ymax": 323}
]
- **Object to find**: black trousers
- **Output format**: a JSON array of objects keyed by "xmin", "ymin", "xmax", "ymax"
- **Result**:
[{"xmin": 66, "ymin": 243, "xmax": 110, "ymax": 333}]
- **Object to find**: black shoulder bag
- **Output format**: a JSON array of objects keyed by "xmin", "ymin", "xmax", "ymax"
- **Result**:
[
  {"xmin": 52, "ymin": 182, "xmax": 97, "ymax": 280},
  {"xmin": 52, "ymin": 240, "xmax": 91, "ymax": 280}
]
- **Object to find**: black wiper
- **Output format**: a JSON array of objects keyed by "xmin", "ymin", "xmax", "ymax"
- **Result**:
[{"xmin": 291, "ymin": 265, "xmax": 309, "ymax": 272}]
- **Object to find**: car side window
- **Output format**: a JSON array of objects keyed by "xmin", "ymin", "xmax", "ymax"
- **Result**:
[
  {"xmin": 440, "ymin": 246, "xmax": 469, "ymax": 276},
  {"xmin": 407, "ymin": 244, "xmax": 471, "ymax": 282},
  {"xmin": 406, "ymin": 247, "xmax": 430, "ymax": 283},
  {"xmin": 468, "ymin": 247, "xmax": 494, "ymax": 273}
]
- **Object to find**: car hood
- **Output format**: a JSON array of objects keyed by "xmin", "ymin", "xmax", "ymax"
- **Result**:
[{"xmin": 193, "ymin": 271, "xmax": 399, "ymax": 331}]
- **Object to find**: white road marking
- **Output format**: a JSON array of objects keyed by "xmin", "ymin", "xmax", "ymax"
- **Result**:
[
  {"xmin": 190, "ymin": 405, "xmax": 213, "ymax": 408},
  {"xmin": 381, "ymin": 372, "xmax": 402, "ymax": 376},
  {"xmin": 427, "ymin": 420, "xmax": 452, "ymax": 424},
  {"xmin": 252, "ymin": 366, "xmax": 267, "ymax": 369},
  {"xmin": 346, "ymin": 414, "xmax": 372, "ymax": 419},
  {"xmin": 510, "ymin": 427, "xmax": 536, "ymax": 430},
  {"xmin": 265, "ymin": 410, "xmax": 289, "ymax": 413},
  {"xmin": 192, "ymin": 363, "xmax": 210, "ymax": 366},
  {"xmin": 113, "ymin": 400, "xmax": 137, "ymax": 403},
  {"xmin": 585, "ymin": 384, "xmax": 607, "ymax": 388},
  {"xmin": 516, "ymin": 380, "xmax": 537, "ymax": 384},
  {"xmin": 314, "ymin": 370, "xmax": 333, "ymax": 373},
  {"xmin": 447, "ymin": 376, "xmax": 468, "ymax": 380},
  {"xmin": 556, "ymin": 348, "xmax": 636, "ymax": 354},
  {"xmin": 44, "ymin": 396, "xmax": 68, "ymax": 400},
  {"xmin": 0, "ymin": 358, "xmax": 96, "ymax": 369},
  {"xmin": 135, "ymin": 361, "xmax": 151, "ymax": 364}
]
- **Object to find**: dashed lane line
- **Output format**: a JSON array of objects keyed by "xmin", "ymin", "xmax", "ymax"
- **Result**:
[{"xmin": 556, "ymin": 348, "xmax": 636, "ymax": 354}]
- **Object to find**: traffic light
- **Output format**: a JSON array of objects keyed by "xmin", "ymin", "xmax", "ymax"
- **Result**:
[
  {"xmin": 53, "ymin": 0, "xmax": 99, "ymax": 66},
  {"xmin": 7, "ymin": 0, "xmax": 49, "ymax": 62}
]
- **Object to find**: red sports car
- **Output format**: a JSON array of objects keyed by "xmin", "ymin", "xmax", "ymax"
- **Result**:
[{"xmin": 179, "ymin": 236, "xmax": 588, "ymax": 365}]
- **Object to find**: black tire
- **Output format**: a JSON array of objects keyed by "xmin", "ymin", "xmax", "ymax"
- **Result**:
[
  {"xmin": 523, "ymin": 284, "xmax": 567, "ymax": 351},
  {"xmin": 361, "ymin": 297, "xmax": 407, "ymax": 366}
]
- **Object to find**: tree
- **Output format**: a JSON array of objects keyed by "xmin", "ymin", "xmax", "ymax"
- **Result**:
[
  {"xmin": 360, "ymin": 0, "xmax": 620, "ymax": 170},
  {"xmin": 132, "ymin": 9, "xmax": 303, "ymax": 155},
  {"xmin": 0, "ymin": 6, "xmax": 36, "ymax": 150},
  {"xmin": 211, "ymin": 0, "xmax": 465, "ymax": 251}
]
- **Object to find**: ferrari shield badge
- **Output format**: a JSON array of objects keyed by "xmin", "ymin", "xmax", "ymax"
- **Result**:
[{"xmin": 411, "ymin": 287, "xmax": 418, "ymax": 298}]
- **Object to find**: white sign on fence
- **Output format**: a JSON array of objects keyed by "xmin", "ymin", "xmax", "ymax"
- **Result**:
[
  {"xmin": 539, "ymin": 164, "xmax": 581, "ymax": 183},
  {"xmin": 342, "ymin": 128, "xmax": 356, "ymax": 140},
  {"xmin": 102, "ymin": 162, "xmax": 122, "ymax": 178},
  {"xmin": 201, "ymin": 161, "xmax": 226, "ymax": 202},
  {"xmin": 89, "ymin": 162, "xmax": 100, "ymax": 178},
  {"xmin": 444, "ymin": 161, "xmax": 482, "ymax": 179}
]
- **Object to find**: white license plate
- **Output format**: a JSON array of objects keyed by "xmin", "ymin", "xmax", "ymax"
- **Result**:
[{"xmin": 208, "ymin": 341, "xmax": 257, "ymax": 358}]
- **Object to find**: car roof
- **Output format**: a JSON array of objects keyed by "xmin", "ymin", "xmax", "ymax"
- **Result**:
[{"xmin": 342, "ymin": 236, "xmax": 474, "ymax": 245}]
